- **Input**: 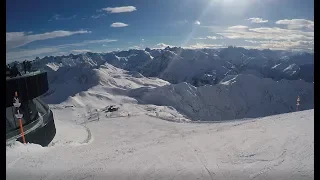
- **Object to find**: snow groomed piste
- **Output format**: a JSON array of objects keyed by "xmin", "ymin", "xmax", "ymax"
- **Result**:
[{"xmin": 6, "ymin": 71, "xmax": 56, "ymax": 146}]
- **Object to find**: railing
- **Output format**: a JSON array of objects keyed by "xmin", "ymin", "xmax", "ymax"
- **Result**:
[
  {"xmin": 6, "ymin": 113, "xmax": 44, "ymax": 144},
  {"xmin": 6, "ymin": 98, "xmax": 52, "ymax": 144},
  {"xmin": 6, "ymin": 69, "xmax": 46, "ymax": 80}
]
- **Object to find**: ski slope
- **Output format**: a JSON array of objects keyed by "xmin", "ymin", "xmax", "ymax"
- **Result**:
[{"xmin": 6, "ymin": 109, "xmax": 314, "ymax": 180}]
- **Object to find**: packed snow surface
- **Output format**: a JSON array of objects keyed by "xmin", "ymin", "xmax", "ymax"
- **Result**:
[{"xmin": 7, "ymin": 109, "xmax": 314, "ymax": 180}]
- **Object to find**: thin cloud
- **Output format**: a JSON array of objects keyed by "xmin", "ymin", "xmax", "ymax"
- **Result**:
[
  {"xmin": 245, "ymin": 39, "xmax": 314, "ymax": 51},
  {"xmin": 216, "ymin": 24, "xmax": 313, "ymax": 51},
  {"xmin": 170, "ymin": 20, "xmax": 189, "ymax": 27},
  {"xmin": 128, "ymin": 45, "xmax": 142, "ymax": 50},
  {"xmin": 6, "ymin": 30, "xmax": 91, "ymax": 49},
  {"xmin": 6, "ymin": 38, "xmax": 117, "ymax": 62},
  {"xmin": 49, "ymin": 14, "xmax": 60, "ymax": 21},
  {"xmin": 48, "ymin": 39, "xmax": 117, "ymax": 48},
  {"xmin": 111, "ymin": 22, "xmax": 129, "ymax": 27},
  {"xmin": 193, "ymin": 37, "xmax": 207, "ymax": 40},
  {"xmin": 84, "ymin": 39, "xmax": 117, "ymax": 44},
  {"xmin": 102, "ymin": 6, "xmax": 137, "ymax": 13},
  {"xmin": 194, "ymin": 21, "xmax": 201, "ymax": 25},
  {"xmin": 49, "ymin": 14, "xmax": 77, "ymax": 21},
  {"xmin": 177, "ymin": 20, "xmax": 188, "ymax": 24},
  {"xmin": 153, "ymin": 43, "xmax": 174, "ymax": 49},
  {"xmin": 227, "ymin": 25, "xmax": 248, "ymax": 31},
  {"xmin": 184, "ymin": 43, "xmax": 224, "ymax": 49},
  {"xmin": 276, "ymin": 19, "xmax": 314, "ymax": 31},
  {"xmin": 71, "ymin": 49, "xmax": 91, "ymax": 53},
  {"xmin": 247, "ymin": 18, "xmax": 268, "ymax": 23},
  {"xmin": 7, "ymin": 47, "xmax": 61, "ymax": 62},
  {"xmin": 52, "ymin": 39, "xmax": 117, "ymax": 47},
  {"xmin": 207, "ymin": 36, "xmax": 217, "ymax": 40},
  {"xmin": 91, "ymin": 14, "xmax": 106, "ymax": 19},
  {"xmin": 193, "ymin": 36, "xmax": 223, "ymax": 40},
  {"xmin": 218, "ymin": 26, "xmax": 313, "ymax": 41}
]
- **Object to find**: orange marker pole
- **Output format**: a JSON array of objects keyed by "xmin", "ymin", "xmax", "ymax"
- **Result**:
[
  {"xmin": 14, "ymin": 91, "xmax": 26, "ymax": 144},
  {"xmin": 18, "ymin": 118, "xmax": 26, "ymax": 144}
]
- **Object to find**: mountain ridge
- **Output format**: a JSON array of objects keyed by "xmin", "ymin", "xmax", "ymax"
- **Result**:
[{"xmin": 29, "ymin": 46, "xmax": 314, "ymax": 86}]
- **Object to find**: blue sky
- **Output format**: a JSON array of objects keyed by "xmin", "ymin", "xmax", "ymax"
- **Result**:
[{"xmin": 6, "ymin": 0, "xmax": 314, "ymax": 62}]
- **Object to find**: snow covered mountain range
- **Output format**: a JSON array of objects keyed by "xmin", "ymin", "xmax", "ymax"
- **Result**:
[
  {"xmin": 31, "ymin": 46, "xmax": 314, "ymax": 85},
  {"xmin": 131, "ymin": 74, "xmax": 313, "ymax": 121},
  {"xmin": 28, "ymin": 46, "xmax": 313, "ymax": 121}
]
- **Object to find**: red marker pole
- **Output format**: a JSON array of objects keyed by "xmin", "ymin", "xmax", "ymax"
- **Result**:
[
  {"xmin": 14, "ymin": 91, "xmax": 26, "ymax": 144},
  {"xmin": 18, "ymin": 116, "xmax": 26, "ymax": 144}
]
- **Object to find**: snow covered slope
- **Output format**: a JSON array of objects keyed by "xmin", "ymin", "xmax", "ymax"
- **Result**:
[
  {"xmin": 42, "ymin": 62, "xmax": 169, "ymax": 104},
  {"xmin": 42, "ymin": 62, "xmax": 190, "ymax": 122},
  {"xmin": 40, "ymin": 55, "xmax": 314, "ymax": 122},
  {"xmin": 7, "ymin": 109, "xmax": 314, "ymax": 180},
  {"xmin": 27, "ymin": 45, "xmax": 313, "ymax": 123},
  {"xmin": 134, "ymin": 74, "xmax": 314, "ymax": 121}
]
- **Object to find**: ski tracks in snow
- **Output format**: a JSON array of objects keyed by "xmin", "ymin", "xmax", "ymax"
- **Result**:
[
  {"xmin": 6, "ymin": 110, "xmax": 314, "ymax": 180},
  {"xmin": 184, "ymin": 138, "xmax": 216, "ymax": 180}
]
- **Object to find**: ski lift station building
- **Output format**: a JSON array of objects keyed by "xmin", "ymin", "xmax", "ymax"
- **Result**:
[{"xmin": 6, "ymin": 71, "xmax": 56, "ymax": 146}]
